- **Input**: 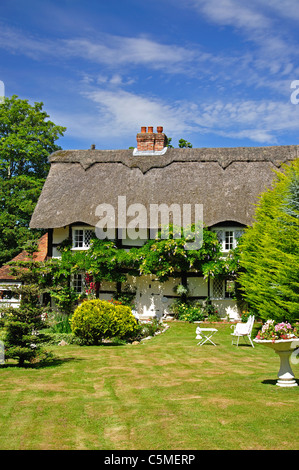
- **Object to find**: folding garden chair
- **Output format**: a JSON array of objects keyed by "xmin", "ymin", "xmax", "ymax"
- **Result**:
[{"xmin": 196, "ymin": 326, "xmax": 218, "ymax": 346}]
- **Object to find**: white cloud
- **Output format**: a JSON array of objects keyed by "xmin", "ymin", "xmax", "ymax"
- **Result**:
[
  {"xmin": 83, "ymin": 88, "xmax": 194, "ymax": 136},
  {"xmin": 262, "ymin": 0, "xmax": 299, "ymax": 22},
  {"xmin": 190, "ymin": 0, "xmax": 271, "ymax": 31},
  {"xmin": 0, "ymin": 23, "xmax": 209, "ymax": 77},
  {"xmin": 0, "ymin": 24, "xmax": 57, "ymax": 60},
  {"xmin": 197, "ymin": 99, "xmax": 299, "ymax": 143},
  {"xmin": 62, "ymin": 35, "xmax": 205, "ymax": 76},
  {"xmin": 52, "ymin": 82, "xmax": 299, "ymax": 146}
]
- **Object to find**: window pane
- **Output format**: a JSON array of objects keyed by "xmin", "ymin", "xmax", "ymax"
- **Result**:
[
  {"xmin": 73, "ymin": 274, "xmax": 83, "ymax": 293},
  {"xmin": 213, "ymin": 279, "xmax": 224, "ymax": 298},
  {"xmin": 74, "ymin": 230, "xmax": 84, "ymax": 248},
  {"xmin": 225, "ymin": 231, "xmax": 233, "ymax": 250},
  {"xmin": 225, "ymin": 280, "xmax": 234, "ymax": 298},
  {"xmin": 84, "ymin": 230, "xmax": 94, "ymax": 247}
]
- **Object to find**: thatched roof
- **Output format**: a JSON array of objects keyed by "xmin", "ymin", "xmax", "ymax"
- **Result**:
[{"xmin": 30, "ymin": 145, "xmax": 298, "ymax": 229}]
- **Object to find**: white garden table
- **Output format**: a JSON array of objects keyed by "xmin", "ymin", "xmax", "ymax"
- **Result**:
[{"xmin": 196, "ymin": 327, "xmax": 218, "ymax": 346}]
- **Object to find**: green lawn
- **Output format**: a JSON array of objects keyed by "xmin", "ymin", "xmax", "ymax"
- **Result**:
[{"xmin": 0, "ymin": 321, "xmax": 298, "ymax": 450}]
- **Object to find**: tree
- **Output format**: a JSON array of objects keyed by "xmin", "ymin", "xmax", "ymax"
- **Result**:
[
  {"xmin": 237, "ymin": 159, "xmax": 299, "ymax": 323},
  {"xmin": 178, "ymin": 138, "xmax": 192, "ymax": 148},
  {"xmin": 166, "ymin": 137, "xmax": 192, "ymax": 148},
  {"xmin": 0, "ymin": 95, "xmax": 65, "ymax": 179},
  {"xmin": 4, "ymin": 285, "xmax": 49, "ymax": 366},
  {"xmin": 0, "ymin": 175, "xmax": 45, "ymax": 265},
  {"xmin": 3, "ymin": 240, "xmax": 51, "ymax": 366},
  {"xmin": 0, "ymin": 96, "xmax": 66, "ymax": 265}
]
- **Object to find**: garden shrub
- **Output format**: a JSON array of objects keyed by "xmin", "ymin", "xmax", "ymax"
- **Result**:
[
  {"xmin": 3, "ymin": 285, "xmax": 50, "ymax": 366},
  {"xmin": 170, "ymin": 300, "xmax": 205, "ymax": 322},
  {"xmin": 70, "ymin": 299, "xmax": 139, "ymax": 344}
]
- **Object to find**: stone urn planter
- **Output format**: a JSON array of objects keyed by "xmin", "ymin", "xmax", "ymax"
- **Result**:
[{"xmin": 254, "ymin": 338, "xmax": 299, "ymax": 387}]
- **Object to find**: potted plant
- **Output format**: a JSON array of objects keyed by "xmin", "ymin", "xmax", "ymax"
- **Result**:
[{"xmin": 254, "ymin": 320, "xmax": 299, "ymax": 387}]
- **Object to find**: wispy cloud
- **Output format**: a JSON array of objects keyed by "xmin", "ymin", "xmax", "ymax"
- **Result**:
[
  {"xmin": 64, "ymin": 35, "xmax": 199, "ymax": 72},
  {"xmin": 0, "ymin": 23, "xmax": 201, "ymax": 74},
  {"xmin": 190, "ymin": 0, "xmax": 271, "ymax": 31},
  {"xmin": 53, "ymin": 84, "xmax": 299, "ymax": 146}
]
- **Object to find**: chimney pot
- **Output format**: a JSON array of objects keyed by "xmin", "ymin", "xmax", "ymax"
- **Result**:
[{"xmin": 136, "ymin": 126, "xmax": 167, "ymax": 153}]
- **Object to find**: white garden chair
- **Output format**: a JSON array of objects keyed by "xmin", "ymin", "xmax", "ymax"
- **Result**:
[
  {"xmin": 196, "ymin": 326, "xmax": 218, "ymax": 346},
  {"xmin": 231, "ymin": 315, "xmax": 255, "ymax": 347}
]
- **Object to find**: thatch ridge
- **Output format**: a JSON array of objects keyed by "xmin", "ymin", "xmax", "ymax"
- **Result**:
[{"xmin": 49, "ymin": 145, "xmax": 298, "ymax": 173}]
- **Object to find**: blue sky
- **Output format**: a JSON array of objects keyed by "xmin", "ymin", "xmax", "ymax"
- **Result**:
[{"xmin": 1, "ymin": 0, "xmax": 299, "ymax": 150}]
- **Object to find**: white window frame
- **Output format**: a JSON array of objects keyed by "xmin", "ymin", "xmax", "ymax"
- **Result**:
[
  {"xmin": 72, "ymin": 273, "xmax": 86, "ymax": 294},
  {"xmin": 71, "ymin": 226, "xmax": 95, "ymax": 250},
  {"xmin": 211, "ymin": 226, "xmax": 244, "ymax": 252}
]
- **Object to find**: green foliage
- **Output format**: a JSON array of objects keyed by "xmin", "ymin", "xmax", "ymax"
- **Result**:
[
  {"xmin": 0, "ymin": 95, "xmax": 66, "ymax": 179},
  {"xmin": 201, "ymin": 300, "xmax": 220, "ymax": 320},
  {"xmin": 47, "ymin": 312, "xmax": 72, "ymax": 334},
  {"xmin": 166, "ymin": 137, "xmax": 192, "ymax": 148},
  {"xmin": 0, "ymin": 176, "xmax": 45, "ymax": 265},
  {"xmin": 170, "ymin": 300, "xmax": 205, "ymax": 322},
  {"xmin": 178, "ymin": 138, "xmax": 192, "ymax": 148},
  {"xmin": 136, "ymin": 225, "xmax": 221, "ymax": 282},
  {"xmin": 70, "ymin": 299, "xmax": 139, "ymax": 344},
  {"xmin": 240, "ymin": 310, "xmax": 252, "ymax": 322},
  {"xmin": 3, "ymin": 285, "xmax": 49, "ymax": 366},
  {"xmin": 83, "ymin": 238, "xmax": 129, "ymax": 284},
  {"xmin": 202, "ymin": 247, "xmax": 240, "ymax": 279},
  {"xmin": 133, "ymin": 319, "xmax": 163, "ymax": 340},
  {"xmin": 113, "ymin": 285, "xmax": 137, "ymax": 308},
  {"xmin": 238, "ymin": 159, "xmax": 299, "ymax": 323},
  {"xmin": 0, "ymin": 95, "xmax": 66, "ymax": 265}
]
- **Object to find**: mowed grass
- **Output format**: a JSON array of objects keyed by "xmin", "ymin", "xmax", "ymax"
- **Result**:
[{"xmin": 0, "ymin": 321, "xmax": 298, "ymax": 450}]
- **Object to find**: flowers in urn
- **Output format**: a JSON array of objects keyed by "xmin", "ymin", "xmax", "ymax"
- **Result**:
[{"xmin": 256, "ymin": 319, "xmax": 297, "ymax": 342}]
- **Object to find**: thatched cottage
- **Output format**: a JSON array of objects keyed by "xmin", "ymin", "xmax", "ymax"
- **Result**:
[{"xmin": 30, "ymin": 127, "xmax": 298, "ymax": 319}]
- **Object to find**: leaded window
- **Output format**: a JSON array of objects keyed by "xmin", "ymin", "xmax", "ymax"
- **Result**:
[
  {"xmin": 213, "ymin": 278, "xmax": 224, "ymax": 299},
  {"xmin": 72, "ymin": 228, "xmax": 94, "ymax": 249}
]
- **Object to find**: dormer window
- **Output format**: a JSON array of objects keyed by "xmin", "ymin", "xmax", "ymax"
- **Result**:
[
  {"xmin": 210, "ymin": 223, "xmax": 245, "ymax": 252},
  {"xmin": 72, "ymin": 227, "xmax": 95, "ymax": 249}
]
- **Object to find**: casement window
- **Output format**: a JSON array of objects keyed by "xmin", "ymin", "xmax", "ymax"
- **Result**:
[
  {"xmin": 224, "ymin": 279, "xmax": 234, "ymax": 298},
  {"xmin": 72, "ymin": 273, "xmax": 86, "ymax": 294},
  {"xmin": 72, "ymin": 227, "xmax": 95, "ymax": 249},
  {"xmin": 211, "ymin": 227, "xmax": 244, "ymax": 252},
  {"xmin": 212, "ymin": 278, "xmax": 224, "ymax": 299},
  {"xmin": 212, "ymin": 278, "xmax": 234, "ymax": 299}
]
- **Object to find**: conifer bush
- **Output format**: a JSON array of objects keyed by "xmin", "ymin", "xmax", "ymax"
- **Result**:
[
  {"xmin": 3, "ymin": 285, "xmax": 50, "ymax": 366},
  {"xmin": 70, "ymin": 299, "xmax": 139, "ymax": 344},
  {"xmin": 238, "ymin": 159, "xmax": 299, "ymax": 323}
]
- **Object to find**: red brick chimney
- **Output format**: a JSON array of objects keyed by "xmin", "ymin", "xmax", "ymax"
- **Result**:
[{"xmin": 136, "ymin": 126, "xmax": 167, "ymax": 153}]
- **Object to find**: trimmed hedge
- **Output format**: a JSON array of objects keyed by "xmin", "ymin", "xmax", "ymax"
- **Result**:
[{"xmin": 70, "ymin": 299, "xmax": 139, "ymax": 344}]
